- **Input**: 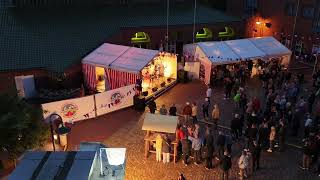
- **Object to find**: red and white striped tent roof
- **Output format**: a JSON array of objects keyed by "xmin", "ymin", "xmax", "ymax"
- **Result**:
[{"xmin": 82, "ymin": 43, "xmax": 159, "ymax": 74}]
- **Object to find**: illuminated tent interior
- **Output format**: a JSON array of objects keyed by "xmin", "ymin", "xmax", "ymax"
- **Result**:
[{"xmin": 82, "ymin": 43, "xmax": 177, "ymax": 97}]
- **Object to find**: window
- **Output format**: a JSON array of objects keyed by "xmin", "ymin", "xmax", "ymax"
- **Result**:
[
  {"xmin": 285, "ymin": 2, "xmax": 297, "ymax": 16},
  {"xmin": 244, "ymin": 0, "xmax": 258, "ymax": 15},
  {"xmin": 302, "ymin": 6, "xmax": 314, "ymax": 18}
]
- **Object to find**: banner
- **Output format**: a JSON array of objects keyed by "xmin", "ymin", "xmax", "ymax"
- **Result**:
[
  {"xmin": 42, "ymin": 95, "xmax": 95, "ymax": 123},
  {"xmin": 95, "ymin": 84, "xmax": 135, "ymax": 116}
]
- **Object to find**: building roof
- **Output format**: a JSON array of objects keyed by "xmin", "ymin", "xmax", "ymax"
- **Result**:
[{"xmin": 0, "ymin": 4, "xmax": 240, "ymax": 72}]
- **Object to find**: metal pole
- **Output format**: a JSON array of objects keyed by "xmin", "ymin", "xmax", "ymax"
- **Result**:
[
  {"xmin": 290, "ymin": 0, "xmax": 300, "ymax": 49},
  {"xmin": 50, "ymin": 121, "xmax": 56, "ymax": 151},
  {"xmin": 192, "ymin": 0, "xmax": 196, "ymax": 43},
  {"xmin": 166, "ymin": 0, "xmax": 169, "ymax": 52}
]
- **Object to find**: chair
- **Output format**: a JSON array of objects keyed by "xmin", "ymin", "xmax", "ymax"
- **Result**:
[{"xmin": 218, "ymin": 27, "xmax": 235, "ymax": 39}]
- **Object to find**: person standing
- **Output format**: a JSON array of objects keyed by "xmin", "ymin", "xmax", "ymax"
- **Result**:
[
  {"xmin": 238, "ymin": 150, "xmax": 249, "ymax": 180},
  {"xmin": 155, "ymin": 134, "xmax": 163, "ymax": 162},
  {"xmin": 188, "ymin": 134, "xmax": 201, "ymax": 165},
  {"xmin": 183, "ymin": 102, "xmax": 192, "ymax": 122},
  {"xmin": 211, "ymin": 104, "xmax": 220, "ymax": 129},
  {"xmin": 206, "ymin": 85, "xmax": 212, "ymax": 102},
  {"xmin": 267, "ymin": 126, "xmax": 276, "ymax": 153},
  {"xmin": 191, "ymin": 102, "xmax": 198, "ymax": 124},
  {"xmin": 148, "ymin": 99, "xmax": 157, "ymax": 114},
  {"xmin": 162, "ymin": 135, "xmax": 170, "ymax": 163},
  {"xmin": 181, "ymin": 136, "xmax": 190, "ymax": 166},
  {"xmin": 216, "ymin": 131, "xmax": 226, "ymax": 160},
  {"xmin": 202, "ymin": 98, "xmax": 210, "ymax": 120},
  {"xmin": 278, "ymin": 120, "xmax": 286, "ymax": 151},
  {"xmin": 220, "ymin": 150, "xmax": 232, "ymax": 180},
  {"xmin": 251, "ymin": 141, "xmax": 261, "ymax": 171},
  {"xmin": 159, "ymin": 104, "xmax": 168, "ymax": 115},
  {"xmin": 169, "ymin": 104, "xmax": 177, "ymax": 116},
  {"xmin": 203, "ymin": 128, "xmax": 215, "ymax": 170},
  {"xmin": 231, "ymin": 114, "xmax": 240, "ymax": 141},
  {"xmin": 304, "ymin": 114, "xmax": 313, "ymax": 138}
]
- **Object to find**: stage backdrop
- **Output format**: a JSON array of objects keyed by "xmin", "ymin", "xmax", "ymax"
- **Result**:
[
  {"xmin": 95, "ymin": 84, "xmax": 135, "ymax": 116},
  {"xmin": 42, "ymin": 95, "xmax": 96, "ymax": 123}
]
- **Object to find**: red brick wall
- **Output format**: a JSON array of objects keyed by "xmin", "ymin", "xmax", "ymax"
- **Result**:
[{"xmin": 226, "ymin": 0, "xmax": 320, "ymax": 53}]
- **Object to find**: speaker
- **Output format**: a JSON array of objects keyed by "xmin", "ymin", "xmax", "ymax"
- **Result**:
[
  {"xmin": 133, "ymin": 95, "xmax": 145, "ymax": 112},
  {"xmin": 142, "ymin": 91, "xmax": 148, "ymax": 96},
  {"xmin": 177, "ymin": 70, "xmax": 188, "ymax": 83}
]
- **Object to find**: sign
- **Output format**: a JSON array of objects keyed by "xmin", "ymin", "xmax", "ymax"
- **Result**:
[
  {"xmin": 196, "ymin": 46, "xmax": 212, "ymax": 85},
  {"xmin": 42, "ymin": 95, "xmax": 95, "ymax": 123},
  {"xmin": 95, "ymin": 84, "xmax": 135, "ymax": 116}
]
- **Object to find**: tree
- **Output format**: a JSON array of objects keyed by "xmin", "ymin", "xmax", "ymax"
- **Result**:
[{"xmin": 0, "ymin": 93, "xmax": 49, "ymax": 164}]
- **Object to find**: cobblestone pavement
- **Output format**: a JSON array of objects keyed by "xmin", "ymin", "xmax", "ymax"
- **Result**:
[
  {"xmin": 70, "ymin": 63, "xmax": 318, "ymax": 179},
  {"xmin": 104, "ymin": 113, "xmax": 317, "ymax": 180}
]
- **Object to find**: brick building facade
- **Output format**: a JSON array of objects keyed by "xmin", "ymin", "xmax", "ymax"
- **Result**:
[{"xmin": 226, "ymin": 0, "xmax": 320, "ymax": 55}]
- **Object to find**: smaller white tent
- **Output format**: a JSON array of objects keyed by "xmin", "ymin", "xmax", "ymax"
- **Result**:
[{"xmin": 82, "ymin": 43, "xmax": 130, "ymax": 67}]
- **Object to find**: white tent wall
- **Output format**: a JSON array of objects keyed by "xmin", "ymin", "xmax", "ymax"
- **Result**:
[
  {"xmin": 195, "ymin": 46, "xmax": 212, "ymax": 85},
  {"xmin": 183, "ymin": 44, "xmax": 197, "ymax": 62}
]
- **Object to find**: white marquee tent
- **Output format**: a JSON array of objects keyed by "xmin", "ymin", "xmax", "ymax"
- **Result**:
[
  {"xmin": 183, "ymin": 36, "xmax": 292, "ymax": 84},
  {"xmin": 82, "ymin": 43, "xmax": 160, "ymax": 91}
]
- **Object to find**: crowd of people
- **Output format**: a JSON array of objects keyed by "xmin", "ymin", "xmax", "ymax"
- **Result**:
[{"xmin": 146, "ymin": 59, "xmax": 320, "ymax": 179}]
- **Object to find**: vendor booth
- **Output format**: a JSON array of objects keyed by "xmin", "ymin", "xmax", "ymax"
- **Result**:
[
  {"xmin": 183, "ymin": 36, "xmax": 292, "ymax": 84},
  {"xmin": 142, "ymin": 113, "xmax": 179, "ymax": 163},
  {"xmin": 82, "ymin": 43, "xmax": 177, "ymax": 99}
]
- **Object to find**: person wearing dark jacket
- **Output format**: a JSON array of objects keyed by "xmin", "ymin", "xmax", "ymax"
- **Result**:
[
  {"xmin": 308, "ymin": 91, "xmax": 316, "ymax": 113},
  {"xmin": 231, "ymin": 114, "xmax": 240, "ymax": 141},
  {"xmin": 250, "ymin": 141, "xmax": 261, "ymax": 171},
  {"xmin": 203, "ymin": 129, "xmax": 215, "ymax": 170},
  {"xmin": 220, "ymin": 150, "xmax": 232, "ymax": 180},
  {"xmin": 169, "ymin": 104, "xmax": 177, "ymax": 116},
  {"xmin": 181, "ymin": 137, "xmax": 190, "ymax": 166},
  {"xmin": 258, "ymin": 123, "xmax": 269, "ymax": 149},
  {"xmin": 216, "ymin": 131, "xmax": 226, "ymax": 160},
  {"xmin": 278, "ymin": 120, "xmax": 286, "ymax": 151},
  {"xmin": 148, "ymin": 99, "xmax": 157, "ymax": 114},
  {"xmin": 248, "ymin": 124, "xmax": 258, "ymax": 145}
]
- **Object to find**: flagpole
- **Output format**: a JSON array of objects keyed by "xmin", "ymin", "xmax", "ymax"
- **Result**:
[
  {"xmin": 290, "ymin": 0, "xmax": 300, "ymax": 49},
  {"xmin": 166, "ymin": 0, "xmax": 169, "ymax": 52},
  {"xmin": 193, "ymin": 0, "xmax": 197, "ymax": 44}
]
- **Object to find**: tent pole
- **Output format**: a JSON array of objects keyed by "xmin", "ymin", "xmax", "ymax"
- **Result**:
[
  {"xmin": 193, "ymin": 0, "xmax": 196, "ymax": 44},
  {"xmin": 166, "ymin": 0, "xmax": 169, "ymax": 52}
]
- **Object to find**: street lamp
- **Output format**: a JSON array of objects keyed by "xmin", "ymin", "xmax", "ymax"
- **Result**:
[{"xmin": 49, "ymin": 114, "xmax": 71, "ymax": 151}]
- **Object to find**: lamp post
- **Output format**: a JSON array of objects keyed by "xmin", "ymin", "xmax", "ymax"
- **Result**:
[{"xmin": 49, "ymin": 114, "xmax": 71, "ymax": 151}]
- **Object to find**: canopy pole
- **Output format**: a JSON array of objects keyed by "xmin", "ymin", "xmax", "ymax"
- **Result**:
[
  {"xmin": 166, "ymin": 0, "xmax": 169, "ymax": 52},
  {"xmin": 290, "ymin": 0, "xmax": 300, "ymax": 49},
  {"xmin": 192, "ymin": 0, "xmax": 197, "ymax": 44}
]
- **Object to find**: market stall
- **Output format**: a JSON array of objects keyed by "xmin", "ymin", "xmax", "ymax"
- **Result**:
[
  {"xmin": 142, "ymin": 113, "xmax": 179, "ymax": 163},
  {"xmin": 183, "ymin": 36, "xmax": 292, "ymax": 84},
  {"xmin": 82, "ymin": 43, "xmax": 177, "ymax": 98}
]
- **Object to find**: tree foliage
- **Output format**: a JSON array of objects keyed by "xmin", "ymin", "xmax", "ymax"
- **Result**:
[{"xmin": 0, "ymin": 93, "xmax": 49, "ymax": 160}]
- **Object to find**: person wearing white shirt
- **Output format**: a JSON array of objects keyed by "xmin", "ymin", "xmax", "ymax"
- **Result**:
[{"xmin": 206, "ymin": 86, "xmax": 212, "ymax": 99}]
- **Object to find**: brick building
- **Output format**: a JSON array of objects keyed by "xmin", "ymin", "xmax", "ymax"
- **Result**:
[
  {"xmin": 0, "ymin": 2, "xmax": 242, "ymax": 93},
  {"xmin": 226, "ymin": 0, "xmax": 320, "ymax": 55}
]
